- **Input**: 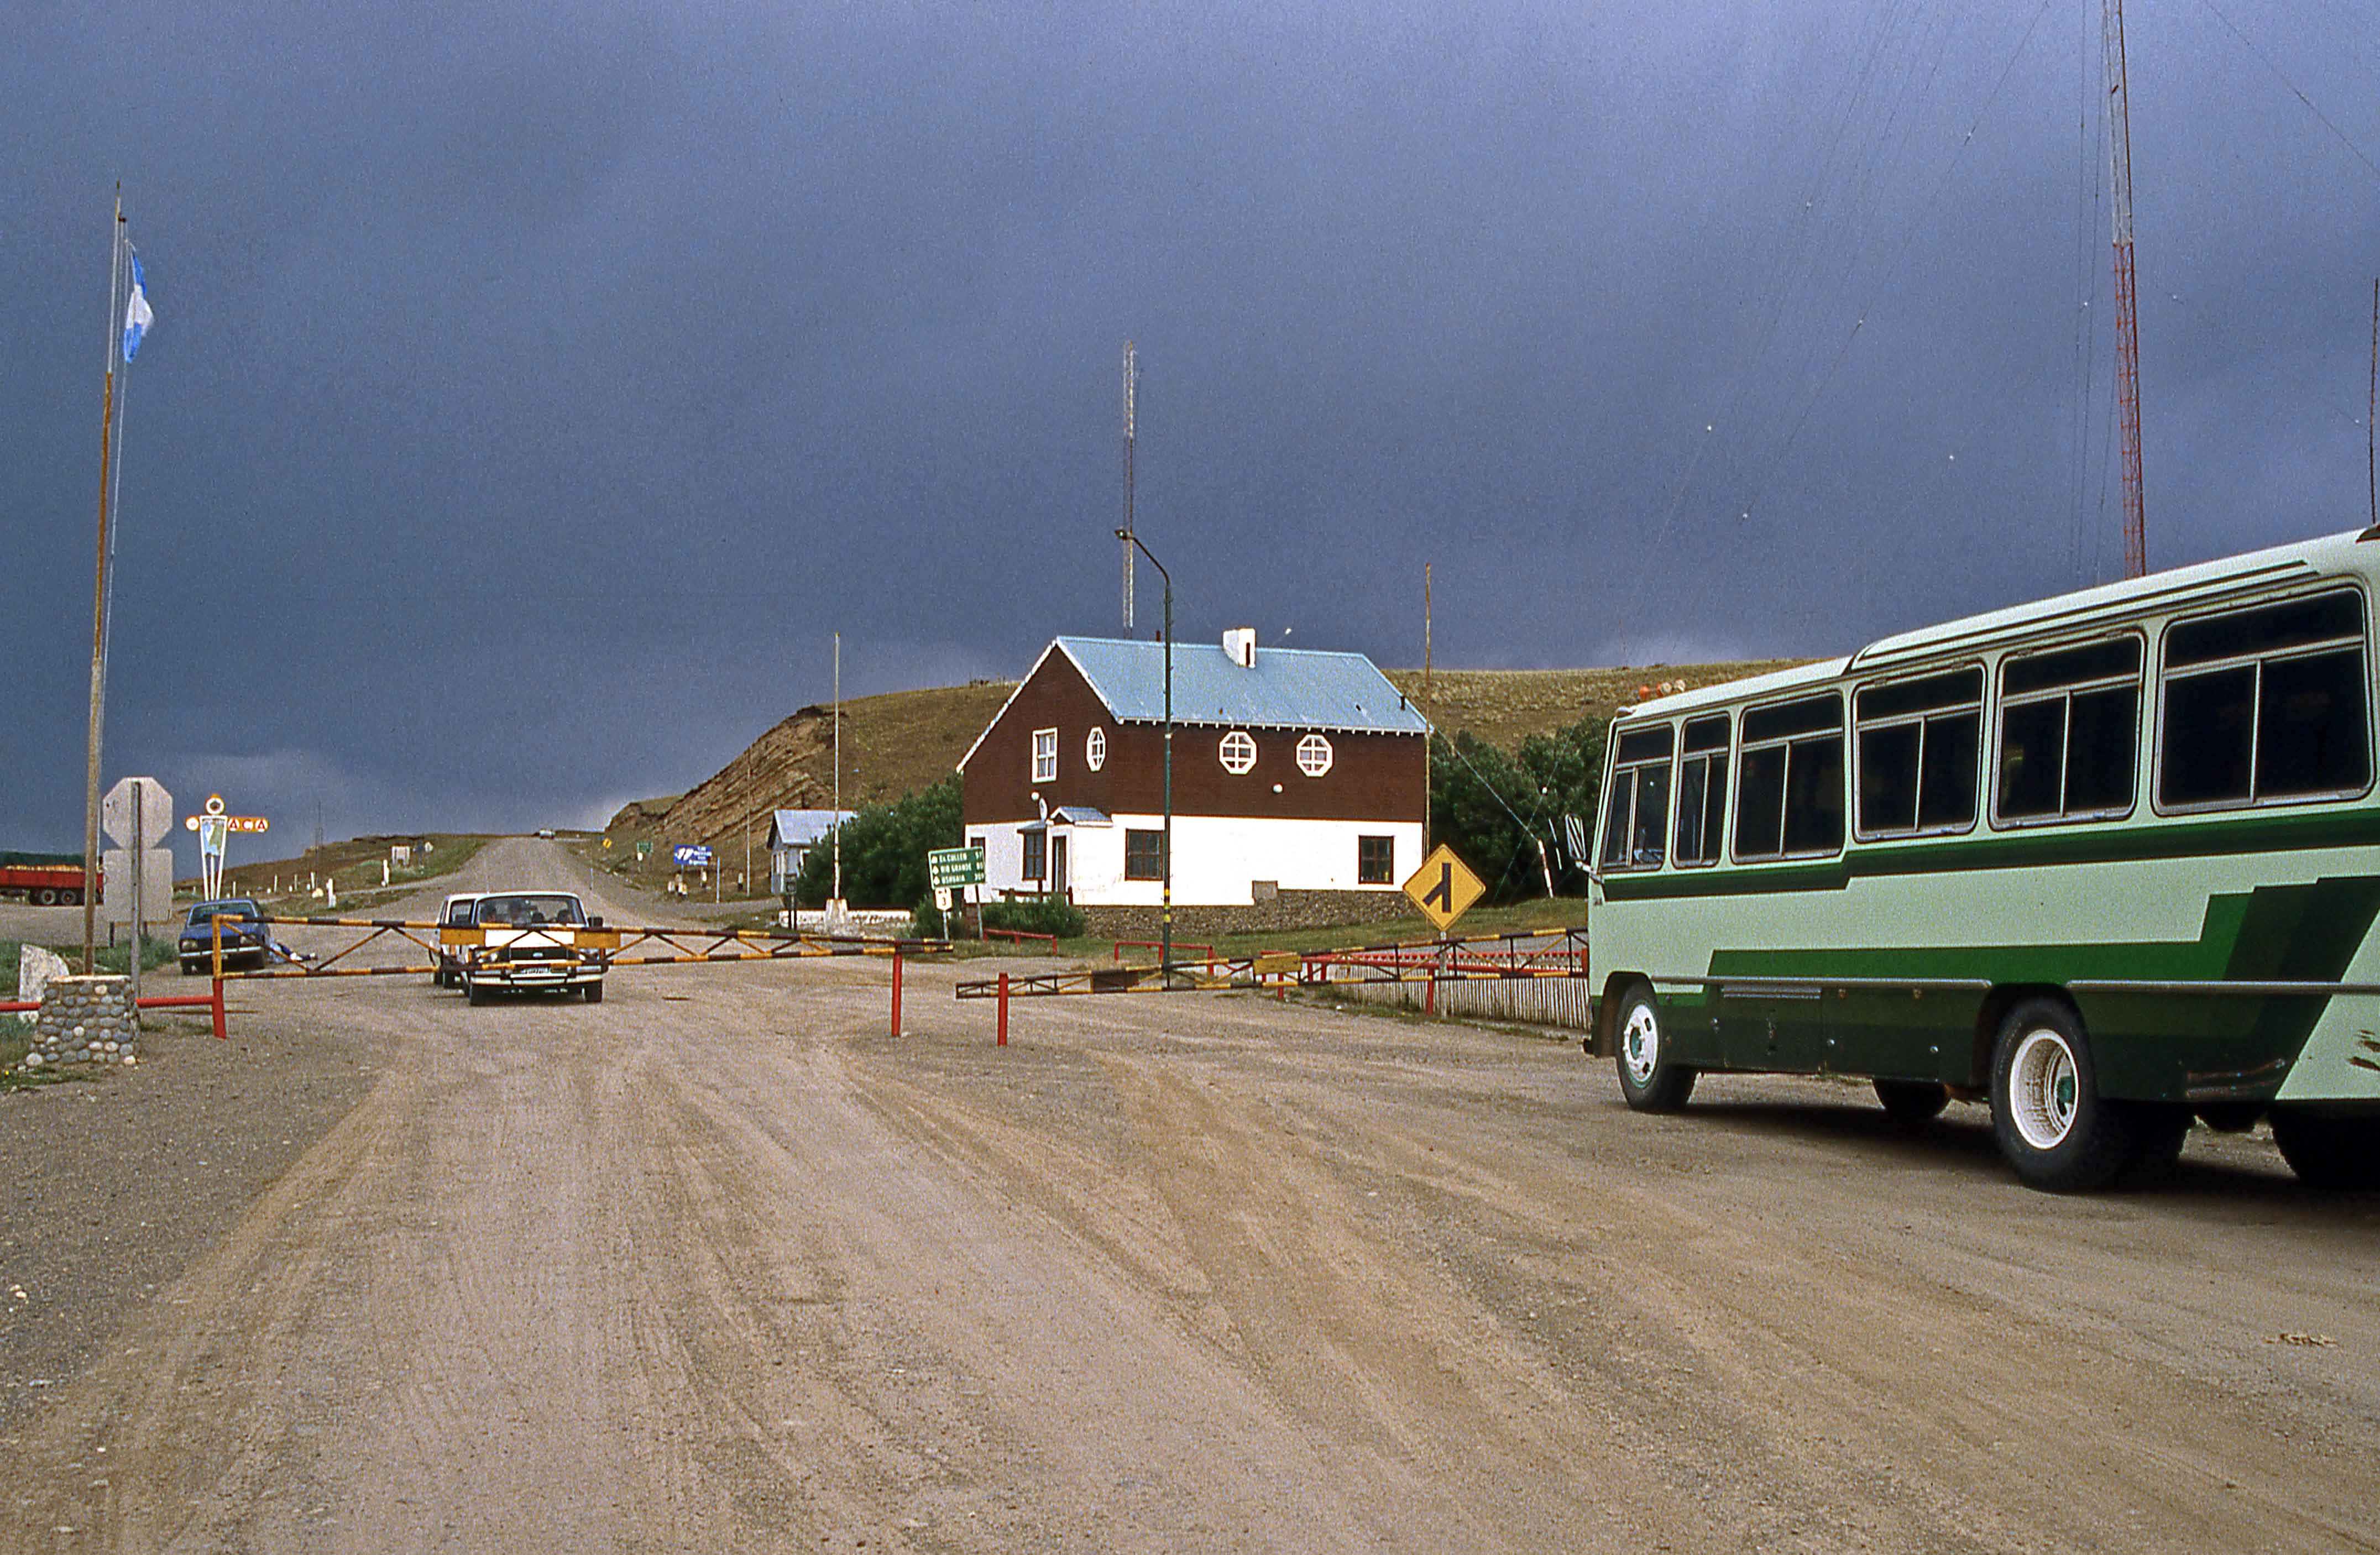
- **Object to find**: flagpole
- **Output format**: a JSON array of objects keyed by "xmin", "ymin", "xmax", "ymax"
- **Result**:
[{"xmin": 82, "ymin": 192, "xmax": 124, "ymax": 972}]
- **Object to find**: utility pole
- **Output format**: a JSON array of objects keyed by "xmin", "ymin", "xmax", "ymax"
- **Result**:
[
  {"xmin": 1423, "ymin": 562, "xmax": 1434, "ymax": 851},
  {"xmin": 1121, "ymin": 341, "xmax": 1138, "ymax": 631},
  {"xmin": 1119, "ymin": 531, "xmax": 1173, "ymax": 986},
  {"xmin": 81, "ymin": 194, "xmax": 126, "ymax": 972},
  {"xmin": 2104, "ymin": 0, "xmax": 2147, "ymax": 578},
  {"xmin": 831, "ymin": 632, "xmax": 842, "ymax": 914}
]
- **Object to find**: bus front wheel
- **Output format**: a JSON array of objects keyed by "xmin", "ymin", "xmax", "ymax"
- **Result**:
[
  {"xmin": 1613, "ymin": 982, "xmax": 1696, "ymax": 1113},
  {"xmin": 1990, "ymin": 998, "xmax": 2165, "ymax": 1193}
]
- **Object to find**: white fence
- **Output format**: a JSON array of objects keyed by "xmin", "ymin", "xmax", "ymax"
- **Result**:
[{"xmin": 1321, "ymin": 966, "xmax": 1596, "ymax": 1033}]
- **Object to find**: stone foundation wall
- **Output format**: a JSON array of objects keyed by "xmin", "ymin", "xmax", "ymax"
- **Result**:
[
  {"xmin": 1080, "ymin": 889, "xmax": 1414, "ymax": 941},
  {"xmin": 24, "ymin": 975, "xmax": 139, "ymax": 1071}
]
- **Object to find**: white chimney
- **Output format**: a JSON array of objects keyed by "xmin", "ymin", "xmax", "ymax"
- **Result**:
[{"xmin": 1222, "ymin": 626, "xmax": 1257, "ymax": 668}]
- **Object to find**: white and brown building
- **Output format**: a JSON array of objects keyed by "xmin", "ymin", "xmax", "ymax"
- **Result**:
[{"xmin": 958, "ymin": 630, "xmax": 1429, "ymax": 927}]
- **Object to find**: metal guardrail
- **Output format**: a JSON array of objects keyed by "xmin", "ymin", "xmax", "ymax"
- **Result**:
[
  {"xmin": 209, "ymin": 917, "xmax": 948, "ymax": 980},
  {"xmin": 186, "ymin": 916, "xmax": 951, "ymax": 1039},
  {"xmin": 955, "ymin": 925, "xmax": 1590, "ymax": 1003}
]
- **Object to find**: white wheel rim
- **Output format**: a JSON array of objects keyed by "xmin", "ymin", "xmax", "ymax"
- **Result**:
[
  {"xmin": 1622, "ymin": 1003, "xmax": 1661, "ymax": 1087},
  {"xmin": 2008, "ymin": 1028, "xmax": 2080, "ymax": 1150}
]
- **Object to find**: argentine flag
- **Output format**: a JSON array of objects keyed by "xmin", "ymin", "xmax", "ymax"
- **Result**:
[{"xmin": 121, "ymin": 256, "xmax": 153, "ymax": 362}]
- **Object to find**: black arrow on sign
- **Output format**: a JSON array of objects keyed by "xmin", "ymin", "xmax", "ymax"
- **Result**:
[{"xmin": 1421, "ymin": 861, "xmax": 1455, "ymax": 913}]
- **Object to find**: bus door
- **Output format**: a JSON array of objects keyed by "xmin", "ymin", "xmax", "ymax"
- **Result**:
[{"xmin": 1714, "ymin": 981, "xmax": 1824, "ymax": 1072}]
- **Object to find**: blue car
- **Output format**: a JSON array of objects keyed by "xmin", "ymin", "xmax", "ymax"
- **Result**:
[{"xmin": 178, "ymin": 898, "xmax": 269, "ymax": 974}]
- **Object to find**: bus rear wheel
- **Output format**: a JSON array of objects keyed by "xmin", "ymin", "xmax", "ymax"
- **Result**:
[
  {"xmin": 2271, "ymin": 1110, "xmax": 2380, "ymax": 1190},
  {"xmin": 1990, "ymin": 997, "xmax": 2165, "ymax": 1193},
  {"xmin": 1613, "ymin": 982, "xmax": 1695, "ymax": 1113}
]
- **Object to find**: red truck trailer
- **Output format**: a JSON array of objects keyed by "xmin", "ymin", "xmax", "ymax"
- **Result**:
[{"xmin": 0, "ymin": 852, "xmax": 96, "ymax": 906}]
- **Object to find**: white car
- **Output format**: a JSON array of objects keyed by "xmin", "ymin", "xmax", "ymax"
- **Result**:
[
  {"xmin": 456, "ymin": 891, "xmax": 609, "ymax": 1004},
  {"xmin": 434, "ymin": 893, "xmax": 484, "ymax": 988}
]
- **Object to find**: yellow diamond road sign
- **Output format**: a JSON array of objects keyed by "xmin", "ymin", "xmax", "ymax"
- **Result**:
[{"xmin": 1403, "ymin": 844, "xmax": 1485, "ymax": 933}]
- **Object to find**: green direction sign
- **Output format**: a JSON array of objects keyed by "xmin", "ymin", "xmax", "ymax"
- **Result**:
[{"xmin": 928, "ymin": 845, "xmax": 986, "ymax": 888}]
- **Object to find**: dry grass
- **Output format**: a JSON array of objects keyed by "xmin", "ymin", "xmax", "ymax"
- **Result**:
[
  {"xmin": 1383, "ymin": 662, "xmax": 1804, "ymax": 750},
  {"xmin": 200, "ymin": 834, "xmax": 492, "ymax": 906},
  {"xmin": 598, "ymin": 682, "xmax": 1017, "ymax": 892}
]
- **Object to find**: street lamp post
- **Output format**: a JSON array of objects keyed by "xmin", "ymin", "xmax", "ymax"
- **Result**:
[{"xmin": 1117, "ymin": 529, "xmax": 1174, "ymax": 987}]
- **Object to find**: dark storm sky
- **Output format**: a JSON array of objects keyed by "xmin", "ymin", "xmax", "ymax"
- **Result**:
[{"xmin": 9, "ymin": 0, "xmax": 2380, "ymax": 857}]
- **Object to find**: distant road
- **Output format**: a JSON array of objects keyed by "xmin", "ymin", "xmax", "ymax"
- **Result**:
[{"xmin": 374, "ymin": 834, "xmax": 685, "ymax": 928}]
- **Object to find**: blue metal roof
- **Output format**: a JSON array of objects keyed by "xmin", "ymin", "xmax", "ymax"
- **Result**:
[
  {"xmin": 767, "ymin": 809, "xmax": 853, "ymax": 849},
  {"xmin": 1055, "ymin": 637, "xmax": 1430, "ymax": 734}
]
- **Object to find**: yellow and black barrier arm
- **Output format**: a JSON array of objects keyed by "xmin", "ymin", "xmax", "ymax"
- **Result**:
[{"xmin": 215, "ymin": 917, "xmax": 949, "ymax": 979}]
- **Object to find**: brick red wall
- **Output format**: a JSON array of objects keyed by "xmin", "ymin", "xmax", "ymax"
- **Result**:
[{"xmin": 963, "ymin": 646, "xmax": 1425, "ymax": 828}]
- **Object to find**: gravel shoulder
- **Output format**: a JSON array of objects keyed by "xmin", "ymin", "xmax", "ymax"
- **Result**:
[{"xmin": 2, "ymin": 841, "xmax": 2376, "ymax": 1551}]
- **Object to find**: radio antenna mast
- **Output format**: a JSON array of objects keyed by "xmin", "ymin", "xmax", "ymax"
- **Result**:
[
  {"xmin": 2104, "ymin": 0, "xmax": 2148, "ymax": 578},
  {"xmin": 1122, "ymin": 340, "xmax": 1138, "ymax": 631}
]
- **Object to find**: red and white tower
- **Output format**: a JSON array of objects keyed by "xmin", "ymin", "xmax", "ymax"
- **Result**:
[{"xmin": 2105, "ymin": 0, "xmax": 2148, "ymax": 578}]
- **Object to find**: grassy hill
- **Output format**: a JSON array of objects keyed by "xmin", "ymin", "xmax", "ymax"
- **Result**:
[
  {"xmin": 598, "ymin": 659, "xmax": 1800, "ymax": 891},
  {"xmin": 200, "ymin": 834, "xmax": 494, "ymax": 907},
  {"xmin": 1383, "ymin": 663, "xmax": 1802, "ymax": 753}
]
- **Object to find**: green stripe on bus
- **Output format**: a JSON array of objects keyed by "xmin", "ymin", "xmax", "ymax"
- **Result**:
[{"xmin": 1698, "ymin": 876, "xmax": 2380, "ymax": 986}]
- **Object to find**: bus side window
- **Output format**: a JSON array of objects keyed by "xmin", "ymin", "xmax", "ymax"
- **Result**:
[
  {"xmin": 1735, "ymin": 694, "xmax": 1843, "ymax": 860},
  {"xmin": 2159, "ymin": 591, "xmax": 2369, "ymax": 811},
  {"xmin": 1673, "ymin": 714, "xmax": 1730, "ymax": 866},
  {"xmin": 1855, "ymin": 668, "xmax": 1982, "ymax": 839},
  {"xmin": 1999, "ymin": 635, "xmax": 2142, "ymax": 823},
  {"xmin": 1600, "ymin": 724, "xmax": 1675, "ymax": 871}
]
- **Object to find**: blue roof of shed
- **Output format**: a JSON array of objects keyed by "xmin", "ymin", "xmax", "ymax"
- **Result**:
[
  {"xmin": 767, "ymin": 809, "xmax": 854, "ymax": 847},
  {"xmin": 1055, "ymin": 637, "xmax": 1430, "ymax": 735}
]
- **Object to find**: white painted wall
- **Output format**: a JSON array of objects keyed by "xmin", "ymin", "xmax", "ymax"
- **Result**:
[{"xmin": 969, "ymin": 815, "xmax": 1421, "ymax": 906}]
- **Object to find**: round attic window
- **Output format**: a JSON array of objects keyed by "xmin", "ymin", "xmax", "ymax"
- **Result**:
[
  {"xmin": 1086, "ymin": 726, "xmax": 1107, "ymax": 772},
  {"xmin": 1218, "ymin": 730, "xmax": 1257, "ymax": 775},
  {"xmin": 1296, "ymin": 733, "xmax": 1333, "ymax": 777}
]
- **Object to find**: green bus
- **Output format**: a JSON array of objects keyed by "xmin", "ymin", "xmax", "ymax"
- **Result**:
[{"xmin": 1587, "ymin": 528, "xmax": 2380, "ymax": 1192}]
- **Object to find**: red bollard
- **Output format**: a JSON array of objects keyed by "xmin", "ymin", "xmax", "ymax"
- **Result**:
[
  {"xmin": 997, "ymin": 971, "xmax": 1009, "ymax": 1046},
  {"xmin": 891, "ymin": 947, "xmax": 904, "ymax": 1037},
  {"xmin": 211, "ymin": 975, "xmax": 227, "ymax": 1040}
]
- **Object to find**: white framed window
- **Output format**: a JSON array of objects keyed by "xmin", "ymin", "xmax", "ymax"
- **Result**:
[
  {"xmin": 1032, "ymin": 727, "xmax": 1058, "ymax": 783},
  {"xmin": 1296, "ymin": 732, "xmax": 1333, "ymax": 777},
  {"xmin": 1085, "ymin": 726, "xmax": 1107, "ymax": 772},
  {"xmin": 1219, "ymin": 730, "xmax": 1257, "ymax": 774}
]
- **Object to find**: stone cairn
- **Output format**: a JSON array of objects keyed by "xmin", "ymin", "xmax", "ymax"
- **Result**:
[{"xmin": 23, "ymin": 975, "xmax": 139, "ymax": 1071}]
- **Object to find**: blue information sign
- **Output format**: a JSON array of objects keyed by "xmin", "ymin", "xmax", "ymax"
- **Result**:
[{"xmin": 672, "ymin": 844, "xmax": 715, "ymax": 867}]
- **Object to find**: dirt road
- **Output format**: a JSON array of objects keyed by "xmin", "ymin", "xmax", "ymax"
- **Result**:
[{"xmin": 4, "ymin": 839, "xmax": 2377, "ymax": 1551}]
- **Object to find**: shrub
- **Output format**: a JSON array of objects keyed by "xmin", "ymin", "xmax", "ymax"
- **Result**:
[
  {"xmin": 980, "ymin": 896, "xmax": 1086, "ymax": 939},
  {"xmin": 1428, "ymin": 716, "xmax": 1608, "ymax": 903},
  {"xmin": 792, "ymin": 777, "xmax": 962, "ymax": 909}
]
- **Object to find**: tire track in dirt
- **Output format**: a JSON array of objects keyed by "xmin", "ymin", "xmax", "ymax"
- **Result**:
[{"xmin": 3, "ymin": 1042, "xmax": 426, "ymax": 1550}]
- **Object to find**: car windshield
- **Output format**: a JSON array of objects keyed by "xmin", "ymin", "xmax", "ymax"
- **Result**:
[
  {"xmin": 187, "ymin": 902, "xmax": 259, "ymax": 925},
  {"xmin": 474, "ymin": 894, "xmax": 585, "ymax": 927}
]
